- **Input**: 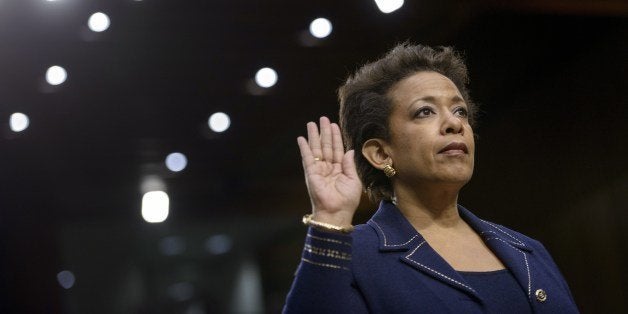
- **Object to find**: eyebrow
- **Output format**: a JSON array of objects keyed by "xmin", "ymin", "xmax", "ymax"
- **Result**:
[{"xmin": 407, "ymin": 95, "xmax": 466, "ymax": 110}]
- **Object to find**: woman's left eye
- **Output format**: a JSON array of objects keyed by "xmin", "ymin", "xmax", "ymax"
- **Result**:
[{"xmin": 454, "ymin": 107, "xmax": 468, "ymax": 117}]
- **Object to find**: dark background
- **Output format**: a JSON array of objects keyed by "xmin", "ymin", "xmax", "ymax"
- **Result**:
[{"xmin": 1, "ymin": 0, "xmax": 626, "ymax": 313}]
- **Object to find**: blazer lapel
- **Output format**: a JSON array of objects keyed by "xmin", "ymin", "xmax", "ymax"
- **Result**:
[
  {"xmin": 459, "ymin": 205, "xmax": 535, "ymax": 301},
  {"xmin": 368, "ymin": 201, "xmax": 483, "ymax": 301},
  {"xmin": 401, "ymin": 237, "xmax": 483, "ymax": 301}
]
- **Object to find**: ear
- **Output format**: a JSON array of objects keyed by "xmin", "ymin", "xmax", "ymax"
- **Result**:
[{"xmin": 362, "ymin": 138, "xmax": 393, "ymax": 171}]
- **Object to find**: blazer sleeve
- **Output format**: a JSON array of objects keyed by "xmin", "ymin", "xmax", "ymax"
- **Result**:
[{"xmin": 283, "ymin": 227, "xmax": 369, "ymax": 314}]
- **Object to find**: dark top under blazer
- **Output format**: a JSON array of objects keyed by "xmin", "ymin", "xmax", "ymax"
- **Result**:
[{"xmin": 284, "ymin": 201, "xmax": 579, "ymax": 313}]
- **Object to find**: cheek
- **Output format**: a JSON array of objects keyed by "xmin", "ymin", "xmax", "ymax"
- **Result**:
[
  {"xmin": 398, "ymin": 136, "xmax": 433, "ymax": 164},
  {"xmin": 389, "ymin": 125, "xmax": 433, "ymax": 164},
  {"xmin": 464, "ymin": 126, "xmax": 475, "ymax": 151}
]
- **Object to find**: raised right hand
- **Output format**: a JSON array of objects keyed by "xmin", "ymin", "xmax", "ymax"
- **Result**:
[{"xmin": 296, "ymin": 116, "xmax": 363, "ymax": 227}]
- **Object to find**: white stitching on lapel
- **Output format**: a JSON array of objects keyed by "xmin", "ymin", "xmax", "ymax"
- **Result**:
[
  {"xmin": 405, "ymin": 240, "xmax": 478, "ymax": 293},
  {"xmin": 485, "ymin": 237, "xmax": 532, "ymax": 299},
  {"xmin": 371, "ymin": 220, "xmax": 418, "ymax": 247},
  {"xmin": 481, "ymin": 220, "xmax": 526, "ymax": 247},
  {"xmin": 523, "ymin": 251, "xmax": 531, "ymax": 300}
]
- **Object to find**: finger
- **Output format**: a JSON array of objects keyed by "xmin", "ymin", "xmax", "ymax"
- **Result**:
[
  {"xmin": 297, "ymin": 136, "xmax": 314, "ymax": 167},
  {"xmin": 331, "ymin": 123, "xmax": 344, "ymax": 163},
  {"xmin": 319, "ymin": 116, "xmax": 333, "ymax": 162},
  {"xmin": 306, "ymin": 121, "xmax": 323, "ymax": 160},
  {"xmin": 342, "ymin": 150, "xmax": 360, "ymax": 180},
  {"xmin": 297, "ymin": 136, "xmax": 317, "ymax": 176}
]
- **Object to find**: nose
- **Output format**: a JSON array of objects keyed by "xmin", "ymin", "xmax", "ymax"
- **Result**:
[{"xmin": 440, "ymin": 112, "xmax": 464, "ymax": 135}]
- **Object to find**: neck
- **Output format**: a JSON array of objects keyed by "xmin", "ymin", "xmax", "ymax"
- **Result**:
[{"xmin": 393, "ymin": 182, "xmax": 463, "ymax": 231}]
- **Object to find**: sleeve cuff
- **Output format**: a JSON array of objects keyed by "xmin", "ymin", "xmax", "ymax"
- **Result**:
[{"xmin": 300, "ymin": 227, "xmax": 352, "ymax": 271}]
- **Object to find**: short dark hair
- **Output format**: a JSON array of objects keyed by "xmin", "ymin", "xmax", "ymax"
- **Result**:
[{"xmin": 338, "ymin": 43, "xmax": 476, "ymax": 202}]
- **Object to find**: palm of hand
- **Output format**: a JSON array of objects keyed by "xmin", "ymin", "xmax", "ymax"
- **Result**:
[
  {"xmin": 305, "ymin": 160, "xmax": 362, "ymax": 216},
  {"xmin": 297, "ymin": 117, "xmax": 363, "ymax": 222}
]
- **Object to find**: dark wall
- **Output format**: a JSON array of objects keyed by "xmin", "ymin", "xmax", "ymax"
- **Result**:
[{"xmin": 0, "ymin": 1, "xmax": 626, "ymax": 313}]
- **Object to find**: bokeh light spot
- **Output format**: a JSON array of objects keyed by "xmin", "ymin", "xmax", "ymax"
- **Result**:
[
  {"xmin": 88, "ymin": 12, "xmax": 110, "ymax": 32},
  {"xmin": 208, "ymin": 112, "xmax": 230, "ymax": 133},
  {"xmin": 374, "ymin": 0, "xmax": 404, "ymax": 13},
  {"xmin": 165, "ymin": 152, "xmax": 188, "ymax": 172},
  {"xmin": 9, "ymin": 113, "xmax": 29, "ymax": 132},
  {"xmin": 46, "ymin": 66, "xmax": 67, "ymax": 86},
  {"xmin": 57, "ymin": 270, "xmax": 76, "ymax": 289},
  {"xmin": 205, "ymin": 234, "xmax": 233, "ymax": 255},
  {"xmin": 254, "ymin": 67, "xmax": 278, "ymax": 88},
  {"xmin": 309, "ymin": 18, "xmax": 332, "ymax": 38}
]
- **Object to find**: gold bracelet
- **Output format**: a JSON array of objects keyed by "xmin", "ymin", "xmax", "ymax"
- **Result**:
[{"xmin": 302, "ymin": 214, "xmax": 354, "ymax": 234}]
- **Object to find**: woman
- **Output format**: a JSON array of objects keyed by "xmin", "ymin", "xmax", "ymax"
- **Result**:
[{"xmin": 284, "ymin": 44, "xmax": 578, "ymax": 313}]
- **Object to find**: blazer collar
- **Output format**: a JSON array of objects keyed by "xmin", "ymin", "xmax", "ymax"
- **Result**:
[
  {"xmin": 458, "ymin": 205, "xmax": 533, "ymax": 253},
  {"xmin": 367, "ymin": 201, "xmax": 535, "ymax": 301},
  {"xmin": 367, "ymin": 201, "xmax": 422, "ymax": 251},
  {"xmin": 367, "ymin": 201, "xmax": 533, "ymax": 253}
]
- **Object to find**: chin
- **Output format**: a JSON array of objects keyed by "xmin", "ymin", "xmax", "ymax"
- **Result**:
[
  {"xmin": 441, "ymin": 175, "xmax": 472, "ymax": 184},
  {"xmin": 439, "ymin": 169, "xmax": 473, "ymax": 185},
  {"xmin": 441, "ymin": 163, "xmax": 473, "ymax": 178}
]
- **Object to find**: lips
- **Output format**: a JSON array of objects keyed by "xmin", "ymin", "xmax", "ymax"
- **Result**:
[{"xmin": 438, "ymin": 142, "xmax": 468, "ymax": 154}]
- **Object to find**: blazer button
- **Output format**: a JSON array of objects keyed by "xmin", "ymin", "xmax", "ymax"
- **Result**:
[{"xmin": 535, "ymin": 289, "xmax": 547, "ymax": 302}]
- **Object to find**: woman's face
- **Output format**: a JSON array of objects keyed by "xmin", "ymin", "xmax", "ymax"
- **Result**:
[{"xmin": 385, "ymin": 71, "xmax": 475, "ymax": 187}]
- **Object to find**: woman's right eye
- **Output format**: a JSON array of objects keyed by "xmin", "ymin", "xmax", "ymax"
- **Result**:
[{"xmin": 414, "ymin": 107, "xmax": 434, "ymax": 118}]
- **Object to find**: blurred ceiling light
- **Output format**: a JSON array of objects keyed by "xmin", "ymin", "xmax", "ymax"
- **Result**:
[
  {"xmin": 88, "ymin": 12, "xmax": 110, "ymax": 32},
  {"xmin": 56, "ymin": 270, "xmax": 76, "ymax": 289},
  {"xmin": 142, "ymin": 191, "xmax": 169, "ymax": 223},
  {"xmin": 166, "ymin": 152, "xmax": 188, "ymax": 172},
  {"xmin": 9, "ymin": 113, "xmax": 29, "ymax": 132},
  {"xmin": 45, "ymin": 65, "xmax": 67, "ymax": 86},
  {"xmin": 208, "ymin": 112, "xmax": 230, "ymax": 133},
  {"xmin": 374, "ymin": 0, "xmax": 404, "ymax": 13},
  {"xmin": 254, "ymin": 67, "xmax": 278, "ymax": 88},
  {"xmin": 205, "ymin": 234, "xmax": 233, "ymax": 255},
  {"xmin": 309, "ymin": 18, "xmax": 333, "ymax": 39}
]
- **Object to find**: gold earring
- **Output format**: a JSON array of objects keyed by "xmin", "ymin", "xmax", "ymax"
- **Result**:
[{"xmin": 382, "ymin": 164, "xmax": 396, "ymax": 178}]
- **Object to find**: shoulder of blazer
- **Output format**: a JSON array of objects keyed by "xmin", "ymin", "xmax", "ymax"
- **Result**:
[{"xmin": 351, "ymin": 223, "xmax": 380, "ymax": 251}]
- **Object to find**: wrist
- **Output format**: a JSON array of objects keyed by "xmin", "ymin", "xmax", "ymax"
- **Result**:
[
  {"xmin": 310, "ymin": 211, "xmax": 354, "ymax": 227},
  {"xmin": 303, "ymin": 213, "xmax": 354, "ymax": 234}
]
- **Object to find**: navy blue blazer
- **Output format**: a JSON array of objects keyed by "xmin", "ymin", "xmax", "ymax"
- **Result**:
[{"xmin": 284, "ymin": 201, "xmax": 578, "ymax": 313}]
